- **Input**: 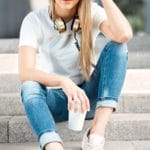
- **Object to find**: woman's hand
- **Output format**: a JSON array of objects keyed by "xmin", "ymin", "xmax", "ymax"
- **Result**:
[{"xmin": 60, "ymin": 77, "xmax": 90, "ymax": 113}]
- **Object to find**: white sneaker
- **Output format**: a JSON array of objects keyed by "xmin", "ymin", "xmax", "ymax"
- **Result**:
[{"xmin": 81, "ymin": 128, "xmax": 105, "ymax": 150}]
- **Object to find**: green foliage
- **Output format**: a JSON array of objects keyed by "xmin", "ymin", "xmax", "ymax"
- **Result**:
[
  {"xmin": 114, "ymin": 0, "xmax": 144, "ymax": 33},
  {"xmin": 127, "ymin": 15, "xmax": 144, "ymax": 32}
]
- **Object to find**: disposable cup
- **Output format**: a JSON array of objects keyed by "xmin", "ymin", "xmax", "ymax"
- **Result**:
[{"xmin": 68, "ymin": 100, "xmax": 87, "ymax": 131}]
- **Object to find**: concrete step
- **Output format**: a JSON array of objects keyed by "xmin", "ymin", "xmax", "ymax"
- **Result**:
[
  {"xmin": 0, "ymin": 54, "xmax": 150, "ymax": 94},
  {"xmin": 0, "ymin": 141, "xmax": 150, "ymax": 150},
  {"xmin": 0, "ymin": 92, "xmax": 150, "ymax": 116},
  {"xmin": 95, "ymin": 33, "xmax": 150, "ymax": 69},
  {"xmin": 1, "ymin": 33, "xmax": 150, "ymax": 68},
  {"xmin": 0, "ymin": 39, "xmax": 19, "ymax": 53},
  {"xmin": 0, "ymin": 54, "xmax": 150, "ymax": 114},
  {"xmin": 0, "ymin": 93, "xmax": 24, "ymax": 116},
  {"xmin": 1, "ymin": 114, "xmax": 150, "ymax": 143}
]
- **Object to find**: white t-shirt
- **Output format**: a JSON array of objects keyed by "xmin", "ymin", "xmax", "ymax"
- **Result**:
[{"xmin": 19, "ymin": 2, "xmax": 107, "ymax": 87}]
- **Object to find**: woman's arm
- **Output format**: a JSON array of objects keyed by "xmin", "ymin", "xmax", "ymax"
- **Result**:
[
  {"xmin": 18, "ymin": 46, "xmax": 64, "ymax": 87},
  {"xmin": 99, "ymin": 0, "xmax": 133, "ymax": 43},
  {"xmin": 18, "ymin": 46, "xmax": 90, "ymax": 112}
]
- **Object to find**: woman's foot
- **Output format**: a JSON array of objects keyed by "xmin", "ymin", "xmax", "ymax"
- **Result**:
[
  {"xmin": 45, "ymin": 142, "xmax": 64, "ymax": 150},
  {"xmin": 81, "ymin": 128, "xmax": 105, "ymax": 150},
  {"xmin": 81, "ymin": 107, "xmax": 113, "ymax": 150}
]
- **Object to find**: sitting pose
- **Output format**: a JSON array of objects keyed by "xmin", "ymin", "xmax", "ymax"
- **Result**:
[{"xmin": 18, "ymin": 0, "xmax": 132, "ymax": 150}]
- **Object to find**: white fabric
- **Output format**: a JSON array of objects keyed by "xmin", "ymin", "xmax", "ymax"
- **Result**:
[
  {"xmin": 19, "ymin": 2, "xmax": 107, "ymax": 88},
  {"xmin": 82, "ymin": 128, "xmax": 105, "ymax": 150}
]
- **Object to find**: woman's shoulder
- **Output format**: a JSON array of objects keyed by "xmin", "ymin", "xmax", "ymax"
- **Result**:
[
  {"xmin": 91, "ymin": 1, "xmax": 106, "ymax": 18},
  {"xmin": 91, "ymin": 1, "xmax": 103, "ymax": 10},
  {"xmin": 22, "ymin": 6, "xmax": 49, "ymax": 25}
]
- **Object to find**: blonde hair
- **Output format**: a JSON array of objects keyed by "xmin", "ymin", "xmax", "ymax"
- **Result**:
[{"xmin": 49, "ymin": 0, "xmax": 93, "ymax": 81}]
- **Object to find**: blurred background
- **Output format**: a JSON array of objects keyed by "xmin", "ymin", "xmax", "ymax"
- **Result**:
[
  {"xmin": 0, "ymin": 1, "xmax": 150, "ymax": 149},
  {"xmin": 0, "ymin": 0, "xmax": 150, "ymax": 38}
]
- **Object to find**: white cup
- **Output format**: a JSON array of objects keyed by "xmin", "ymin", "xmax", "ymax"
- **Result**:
[{"xmin": 68, "ymin": 100, "xmax": 87, "ymax": 131}]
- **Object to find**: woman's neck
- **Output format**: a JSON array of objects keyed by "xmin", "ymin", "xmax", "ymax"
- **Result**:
[{"xmin": 54, "ymin": 4, "xmax": 78, "ymax": 22}]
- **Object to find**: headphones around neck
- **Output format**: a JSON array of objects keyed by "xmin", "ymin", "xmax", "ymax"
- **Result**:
[
  {"xmin": 49, "ymin": 6, "xmax": 81, "ymax": 50},
  {"xmin": 54, "ymin": 17, "xmax": 80, "ymax": 33}
]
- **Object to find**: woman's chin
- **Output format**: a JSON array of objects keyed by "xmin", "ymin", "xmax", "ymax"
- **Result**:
[
  {"xmin": 59, "ymin": 0, "xmax": 79, "ymax": 10},
  {"xmin": 60, "ymin": 4, "xmax": 75, "ymax": 10}
]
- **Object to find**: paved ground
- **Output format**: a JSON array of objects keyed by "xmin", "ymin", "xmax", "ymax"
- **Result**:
[{"xmin": 0, "ymin": 141, "xmax": 150, "ymax": 150}]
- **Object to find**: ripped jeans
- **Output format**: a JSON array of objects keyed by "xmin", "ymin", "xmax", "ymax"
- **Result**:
[{"xmin": 20, "ymin": 41, "xmax": 128, "ymax": 150}]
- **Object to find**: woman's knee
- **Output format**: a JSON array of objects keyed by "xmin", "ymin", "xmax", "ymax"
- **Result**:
[
  {"xmin": 20, "ymin": 80, "xmax": 47, "ymax": 104},
  {"xmin": 106, "ymin": 41, "xmax": 128, "ymax": 59}
]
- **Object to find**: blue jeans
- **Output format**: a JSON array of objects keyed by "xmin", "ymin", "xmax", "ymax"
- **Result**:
[{"xmin": 20, "ymin": 41, "xmax": 128, "ymax": 150}]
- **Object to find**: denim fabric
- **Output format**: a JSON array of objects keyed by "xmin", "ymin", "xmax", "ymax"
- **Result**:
[{"xmin": 20, "ymin": 41, "xmax": 128, "ymax": 150}]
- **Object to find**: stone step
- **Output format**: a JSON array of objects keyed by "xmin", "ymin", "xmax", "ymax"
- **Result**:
[
  {"xmin": 0, "ymin": 141, "xmax": 150, "ymax": 150},
  {"xmin": 0, "ymin": 54, "xmax": 150, "ymax": 93},
  {"xmin": 95, "ymin": 34, "xmax": 150, "ymax": 69},
  {"xmin": 0, "ymin": 92, "xmax": 150, "ymax": 116},
  {"xmin": 1, "ymin": 114, "xmax": 150, "ymax": 143},
  {"xmin": 0, "ymin": 34, "xmax": 150, "ymax": 54},
  {"xmin": 1, "ymin": 33, "xmax": 150, "ymax": 68},
  {"xmin": 0, "ymin": 39, "xmax": 19, "ymax": 53},
  {"xmin": 0, "ymin": 69, "xmax": 150, "ymax": 96},
  {"xmin": 0, "ymin": 93, "xmax": 24, "ymax": 116}
]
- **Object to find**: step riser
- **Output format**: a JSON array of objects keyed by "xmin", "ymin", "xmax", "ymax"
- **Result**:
[
  {"xmin": 119, "ymin": 94, "xmax": 150, "ymax": 113},
  {"xmin": 0, "ymin": 39, "xmax": 18, "ymax": 54},
  {"xmin": 0, "ymin": 94, "xmax": 150, "ymax": 115},
  {"xmin": 128, "ymin": 52, "xmax": 150, "ymax": 68},
  {"xmin": 1, "ymin": 70, "xmax": 150, "ymax": 94},
  {"xmin": 0, "ymin": 94, "xmax": 25, "ymax": 116},
  {"xmin": 1, "ymin": 35, "xmax": 150, "ymax": 69},
  {"xmin": 0, "ymin": 74, "xmax": 20, "ymax": 93},
  {"xmin": 0, "ymin": 117, "xmax": 11, "ymax": 143},
  {"xmin": 2, "ymin": 115, "xmax": 149, "ymax": 143},
  {"xmin": 1, "ymin": 72, "xmax": 150, "ymax": 94}
]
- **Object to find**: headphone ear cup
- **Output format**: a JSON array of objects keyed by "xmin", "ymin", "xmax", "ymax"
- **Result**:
[
  {"xmin": 71, "ymin": 18, "xmax": 80, "ymax": 32},
  {"xmin": 54, "ymin": 18, "xmax": 66, "ymax": 33}
]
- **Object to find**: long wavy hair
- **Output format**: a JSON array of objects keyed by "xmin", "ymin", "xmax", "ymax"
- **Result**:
[{"xmin": 49, "ymin": 0, "xmax": 93, "ymax": 81}]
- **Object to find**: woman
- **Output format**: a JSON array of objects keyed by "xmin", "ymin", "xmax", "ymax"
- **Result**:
[{"xmin": 18, "ymin": 0, "xmax": 132, "ymax": 150}]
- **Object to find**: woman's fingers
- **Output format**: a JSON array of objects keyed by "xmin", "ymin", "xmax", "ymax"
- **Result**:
[
  {"xmin": 67, "ymin": 90, "xmax": 79, "ymax": 112},
  {"xmin": 69, "ymin": 89, "xmax": 90, "ymax": 113},
  {"xmin": 78, "ymin": 91, "xmax": 86, "ymax": 113},
  {"xmin": 81, "ymin": 90, "xmax": 90, "ymax": 111},
  {"xmin": 76, "ymin": 89, "xmax": 90, "ymax": 113},
  {"xmin": 67, "ymin": 94, "xmax": 72, "ymax": 111},
  {"xmin": 64, "ymin": 82, "xmax": 90, "ymax": 113},
  {"xmin": 72, "ymin": 93, "xmax": 79, "ymax": 112}
]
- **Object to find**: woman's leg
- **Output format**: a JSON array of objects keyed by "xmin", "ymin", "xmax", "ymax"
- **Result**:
[
  {"xmin": 21, "ymin": 81, "xmax": 67, "ymax": 150},
  {"xmin": 43, "ymin": 88, "xmax": 69, "ymax": 150},
  {"xmin": 80, "ymin": 41, "xmax": 128, "ymax": 136},
  {"xmin": 46, "ymin": 88, "xmax": 68, "ymax": 123}
]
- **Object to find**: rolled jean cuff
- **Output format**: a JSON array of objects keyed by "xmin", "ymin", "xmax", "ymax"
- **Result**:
[
  {"xmin": 39, "ymin": 131, "xmax": 63, "ymax": 150},
  {"xmin": 96, "ymin": 99, "xmax": 118, "ymax": 112}
]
